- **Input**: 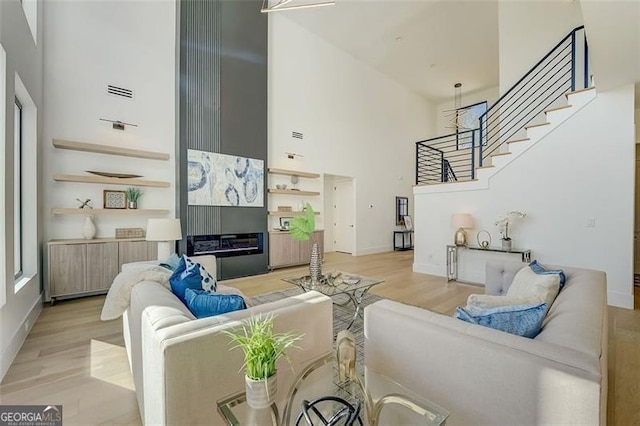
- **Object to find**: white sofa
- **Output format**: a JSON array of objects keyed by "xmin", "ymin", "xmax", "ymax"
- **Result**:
[
  {"xmin": 121, "ymin": 259, "xmax": 333, "ymax": 425},
  {"xmin": 364, "ymin": 261, "xmax": 607, "ymax": 426}
]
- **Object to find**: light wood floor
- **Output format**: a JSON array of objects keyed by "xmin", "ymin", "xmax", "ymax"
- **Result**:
[{"xmin": 0, "ymin": 251, "xmax": 638, "ymax": 425}]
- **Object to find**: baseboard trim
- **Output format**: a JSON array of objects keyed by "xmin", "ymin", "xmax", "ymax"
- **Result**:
[
  {"xmin": 607, "ymin": 290, "xmax": 634, "ymax": 309},
  {"xmin": 0, "ymin": 293, "xmax": 43, "ymax": 380},
  {"xmin": 413, "ymin": 262, "xmax": 445, "ymax": 277},
  {"xmin": 354, "ymin": 246, "xmax": 389, "ymax": 256}
]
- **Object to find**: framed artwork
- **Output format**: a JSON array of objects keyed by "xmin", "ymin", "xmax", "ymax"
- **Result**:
[
  {"xmin": 456, "ymin": 101, "xmax": 488, "ymax": 150},
  {"xmin": 403, "ymin": 215, "xmax": 414, "ymax": 231},
  {"xmin": 279, "ymin": 217, "xmax": 292, "ymax": 230},
  {"xmin": 396, "ymin": 196, "xmax": 408, "ymax": 226},
  {"xmin": 187, "ymin": 149, "xmax": 264, "ymax": 207},
  {"xmin": 103, "ymin": 190, "xmax": 127, "ymax": 209}
]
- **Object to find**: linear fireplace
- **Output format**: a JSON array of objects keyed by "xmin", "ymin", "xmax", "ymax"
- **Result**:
[{"xmin": 187, "ymin": 233, "xmax": 264, "ymax": 258}]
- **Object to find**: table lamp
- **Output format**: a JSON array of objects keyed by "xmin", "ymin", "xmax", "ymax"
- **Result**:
[
  {"xmin": 146, "ymin": 218, "xmax": 182, "ymax": 261},
  {"xmin": 451, "ymin": 213, "xmax": 473, "ymax": 246}
]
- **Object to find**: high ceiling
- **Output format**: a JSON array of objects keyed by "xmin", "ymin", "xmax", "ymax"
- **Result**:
[{"xmin": 284, "ymin": 0, "xmax": 499, "ymax": 103}]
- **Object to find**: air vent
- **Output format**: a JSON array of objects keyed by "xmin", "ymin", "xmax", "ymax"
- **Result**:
[
  {"xmin": 292, "ymin": 131, "xmax": 303, "ymax": 140},
  {"xmin": 107, "ymin": 84, "xmax": 134, "ymax": 100}
]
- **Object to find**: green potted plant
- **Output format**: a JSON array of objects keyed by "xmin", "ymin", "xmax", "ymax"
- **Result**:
[
  {"xmin": 223, "ymin": 314, "xmax": 302, "ymax": 409},
  {"xmin": 125, "ymin": 187, "xmax": 142, "ymax": 209},
  {"xmin": 289, "ymin": 203, "xmax": 321, "ymax": 282}
]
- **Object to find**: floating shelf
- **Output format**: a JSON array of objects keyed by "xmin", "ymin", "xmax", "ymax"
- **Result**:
[
  {"xmin": 267, "ymin": 168, "xmax": 320, "ymax": 179},
  {"xmin": 267, "ymin": 189, "xmax": 320, "ymax": 196},
  {"xmin": 51, "ymin": 208, "xmax": 170, "ymax": 216},
  {"xmin": 268, "ymin": 211, "xmax": 321, "ymax": 217},
  {"xmin": 53, "ymin": 138, "xmax": 170, "ymax": 161},
  {"xmin": 53, "ymin": 174, "xmax": 170, "ymax": 188}
]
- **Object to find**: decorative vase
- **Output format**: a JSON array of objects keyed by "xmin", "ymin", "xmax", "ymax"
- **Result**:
[
  {"xmin": 128, "ymin": 201, "xmax": 138, "ymax": 209},
  {"xmin": 309, "ymin": 242, "xmax": 322, "ymax": 283},
  {"xmin": 83, "ymin": 216, "xmax": 96, "ymax": 240},
  {"xmin": 502, "ymin": 239, "xmax": 512, "ymax": 251},
  {"xmin": 245, "ymin": 374, "xmax": 277, "ymax": 409}
]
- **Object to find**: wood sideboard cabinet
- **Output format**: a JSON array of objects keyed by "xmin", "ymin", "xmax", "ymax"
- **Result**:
[
  {"xmin": 47, "ymin": 238, "xmax": 158, "ymax": 304},
  {"xmin": 269, "ymin": 230, "xmax": 324, "ymax": 269}
]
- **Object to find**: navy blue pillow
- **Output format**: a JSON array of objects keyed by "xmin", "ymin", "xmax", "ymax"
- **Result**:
[
  {"xmin": 169, "ymin": 257, "xmax": 202, "ymax": 305},
  {"xmin": 184, "ymin": 289, "xmax": 247, "ymax": 319}
]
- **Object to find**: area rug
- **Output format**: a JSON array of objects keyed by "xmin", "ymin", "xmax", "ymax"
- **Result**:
[{"xmin": 249, "ymin": 288, "xmax": 384, "ymax": 374}]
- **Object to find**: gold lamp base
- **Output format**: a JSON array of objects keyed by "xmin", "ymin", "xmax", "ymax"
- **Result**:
[{"xmin": 454, "ymin": 228, "xmax": 468, "ymax": 246}]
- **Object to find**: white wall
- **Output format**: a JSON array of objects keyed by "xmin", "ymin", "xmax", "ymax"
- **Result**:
[
  {"xmin": 268, "ymin": 15, "xmax": 434, "ymax": 255},
  {"xmin": 499, "ymin": 2, "xmax": 583, "ymax": 94},
  {"xmin": 0, "ymin": 0, "xmax": 44, "ymax": 380},
  {"xmin": 414, "ymin": 86, "xmax": 635, "ymax": 309},
  {"xmin": 435, "ymin": 85, "xmax": 499, "ymax": 136},
  {"xmin": 42, "ymin": 1, "xmax": 177, "ymax": 241}
]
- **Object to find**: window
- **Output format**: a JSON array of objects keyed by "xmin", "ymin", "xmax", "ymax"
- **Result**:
[{"xmin": 14, "ymin": 98, "xmax": 22, "ymax": 279}]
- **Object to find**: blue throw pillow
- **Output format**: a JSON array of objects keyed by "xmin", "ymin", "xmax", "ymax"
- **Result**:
[
  {"xmin": 169, "ymin": 257, "xmax": 203, "ymax": 305},
  {"xmin": 184, "ymin": 289, "xmax": 247, "ymax": 319},
  {"xmin": 529, "ymin": 260, "xmax": 567, "ymax": 290},
  {"xmin": 455, "ymin": 302, "xmax": 547, "ymax": 338},
  {"xmin": 159, "ymin": 253, "xmax": 181, "ymax": 271},
  {"xmin": 184, "ymin": 256, "xmax": 217, "ymax": 293}
]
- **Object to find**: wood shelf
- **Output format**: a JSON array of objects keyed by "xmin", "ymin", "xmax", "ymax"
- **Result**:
[
  {"xmin": 48, "ymin": 237, "xmax": 147, "ymax": 245},
  {"xmin": 267, "ymin": 189, "xmax": 320, "ymax": 196},
  {"xmin": 53, "ymin": 138, "xmax": 170, "ymax": 161},
  {"xmin": 51, "ymin": 208, "xmax": 170, "ymax": 216},
  {"xmin": 267, "ymin": 168, "xmax": 320, "ymax": 179},
  {"xmin": 53, "ymin": 174, "xmax": 170, "ymax": 188},
  {"xmin": 268, "ymin": 211, "xmax": 321, "ymax": 217}
]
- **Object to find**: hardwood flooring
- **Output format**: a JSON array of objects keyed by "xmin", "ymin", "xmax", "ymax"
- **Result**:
[{"xmin": 0, "ymin": 251, "xmax": 637, "ymax": 425}]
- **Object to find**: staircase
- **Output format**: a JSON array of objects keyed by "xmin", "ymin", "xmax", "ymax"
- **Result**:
[{"xmin": 415, "ymin": 26, "xmax": 593, "ymax": 189}]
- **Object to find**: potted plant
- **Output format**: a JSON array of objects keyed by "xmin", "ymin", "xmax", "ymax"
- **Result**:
[
  {"xmin": 289, "ymin": 203, "xmax": 321, "ymax": 282},
  {"xmin": 125, "ymin": 187, "xmax": 142, "ymax": 209},
  {"xmin": 224, "ymin": 314, "xmax": 302, "ymax": 409},
  {"xmin": 495, "ymin": 211, "xmax": 526, "ymax": 250}
]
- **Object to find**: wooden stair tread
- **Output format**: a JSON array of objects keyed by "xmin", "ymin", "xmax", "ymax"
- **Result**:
[
  {"xmin": 565, "ymin": 86, "xmax": 595, "ymax": 97},
  {"xmin": 544, "ymin": 104, "xmax": 572, "ymax": 113},
  {"xmin": 414, "ymin": 179, "xmax": 478, "ymax": 187},
  {"xmin": 524, "ymin": 122, "xmax": 550, "ymax": 130},
  {"xmin": 476, "ymin": 165, "xmax": 495, "ymax": 170},
  {"xmin": 491, "ymin": 151, "xmax": 512, "ymax": 157}
]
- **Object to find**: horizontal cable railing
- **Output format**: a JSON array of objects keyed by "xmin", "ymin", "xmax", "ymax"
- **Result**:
[
  {"xmin": 415, "ymin": 26, "xmax": 590, "ymax": 185},
  {"xmin": 415, "ymin": 130, "xmax": 476, "ymax": 185},
  {"xmin": 479, "ymin": 26, "xmax": 588, "ymax": 166}
]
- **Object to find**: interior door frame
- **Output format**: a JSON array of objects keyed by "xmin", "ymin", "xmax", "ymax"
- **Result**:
[{"xmin": 334, "ymin": 178, "xmax": 355, "ymax": 255}]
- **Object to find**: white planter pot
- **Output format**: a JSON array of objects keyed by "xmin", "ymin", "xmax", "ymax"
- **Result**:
[{"xmin": 245, "ymin": 374, "xmax": 277, "ymax": 409}]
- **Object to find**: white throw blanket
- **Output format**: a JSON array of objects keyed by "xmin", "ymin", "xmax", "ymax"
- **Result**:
[{"xmin": 101, "ymin": 265, "xmax": 172, "ymax": 321}]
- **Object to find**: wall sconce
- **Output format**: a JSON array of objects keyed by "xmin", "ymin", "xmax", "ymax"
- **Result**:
[
  {"xmin": 286, "ymin": 152, "xmax": 303, "ymax": 159},
  {"xmin": 99, "ymin": 118, "xmax": 138, "ymax": 131}
]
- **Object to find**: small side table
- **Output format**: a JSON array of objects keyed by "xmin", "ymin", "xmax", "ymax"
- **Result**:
[
  {"xmin": 394, "ymin": 231, "xmax": 414, "ymax": 251},
  {"xmin": 447, "ymin": 245, "xmax": 532, "ymax": 282}
]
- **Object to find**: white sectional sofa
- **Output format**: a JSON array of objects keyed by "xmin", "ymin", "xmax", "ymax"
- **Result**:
[
  {"xmin": 122, "ymin": 277, "xmax": 333, "ymax": 425},
  {"xmin": 364, "ymin": 261, "xmax": 607, "ymax": 426}
]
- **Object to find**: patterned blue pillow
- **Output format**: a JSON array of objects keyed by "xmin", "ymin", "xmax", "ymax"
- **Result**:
[
  {"xmin": 169, "ymin": 257, "xmax": 202, "ymax": 305},
  {"xmin": 184, "ymin": 255, "xmax": 217, "ymax": 293},
  {"xmin": 529, "ymin": 260, "xmax": 567, "ymax": 290},
  {"xmin": 455, "ymin": 302, "xmax": 547, "ymax": 338},
  {"xmin": 184, "ymin": 289, "xmax": 246, "ymax": 319},
  {"xmin": 159, "ymin": 253, "xmax": 182, "ymax": 271}
]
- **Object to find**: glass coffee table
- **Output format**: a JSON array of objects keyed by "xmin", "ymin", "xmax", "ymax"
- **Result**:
[
  {"xmin": 282, "ymin": 272, "xmax": 384, "ymax": 330},
  {"xmin": 217, "ymin": 353, "xmax": 449, "ymax": 425}
]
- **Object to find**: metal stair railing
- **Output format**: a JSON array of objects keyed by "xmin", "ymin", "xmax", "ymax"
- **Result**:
[{"xmin": 415, "ymin": 130, "xmax": 476, "ymax": 185}]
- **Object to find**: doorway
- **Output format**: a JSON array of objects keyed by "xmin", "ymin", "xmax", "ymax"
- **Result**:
[
  {"xmin": 635, "ymin": 146, "xmax": 640, "ymax": 278},
  {"xmin": 323, "ymin": 175, "xmax": 355, "ymax": 255}
]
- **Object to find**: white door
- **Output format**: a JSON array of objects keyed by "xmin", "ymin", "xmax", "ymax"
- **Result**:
[{"xmin": 334, "ymin": 180, "xmax": 355, "ymax": 254}]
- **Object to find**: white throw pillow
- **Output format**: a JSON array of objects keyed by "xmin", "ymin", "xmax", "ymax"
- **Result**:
[
  {"xmin": 466, "ymin": 294, "xmax": 542, "ymax": 311},
  {"xmin": 506, "ymin": 266, "xmax": 560, "ymax": 310}
]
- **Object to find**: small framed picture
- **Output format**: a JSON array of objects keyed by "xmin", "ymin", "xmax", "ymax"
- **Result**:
[
  {"xmin": 279, "ymin": 217, "xmax": 292, "ymax": 230},
  {"xmin": 103, "ymin": 190, "xmax": 127, "ymax": 209},
  {"xmin": 403, "ymin": 215, "xmax": 414, "ymax": 231}
]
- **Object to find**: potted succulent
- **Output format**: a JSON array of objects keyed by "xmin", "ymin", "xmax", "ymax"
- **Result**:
[
  {"xmin": 495, "ymin": 211, "xmax": 526, "ymax": 250},
  {"xmin": 223, "ymin": 314, "xmax": 302, "ymax": 409},
  {"xmin": 289, "ymin": 203, "xmax": 320, "ymax": 283},
  {"xmin": 125, "ymin": 187, "xmax": 142, "ymax": 209}
]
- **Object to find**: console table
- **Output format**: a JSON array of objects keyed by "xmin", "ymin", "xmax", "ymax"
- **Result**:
[{"xmin": 446, "ymin": 245, "xmax": 532, "ymax": 282}]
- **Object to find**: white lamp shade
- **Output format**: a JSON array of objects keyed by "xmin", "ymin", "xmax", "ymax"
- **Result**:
[
  {"xmin": 146, "ymin": 218, "xmax": 182, "ymax": 241},
  {"xmin": 451, "ymin": 213, "xmax": 473, "ymax": 229}
]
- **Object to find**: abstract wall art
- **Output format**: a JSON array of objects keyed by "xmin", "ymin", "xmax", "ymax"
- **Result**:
[{"xmin": 187, "ymin": 149, "xmax": 264, "ymax": 207}]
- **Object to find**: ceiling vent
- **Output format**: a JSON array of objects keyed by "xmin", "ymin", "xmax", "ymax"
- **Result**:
[
  {"xmin": 107, "ymin": 84, "xmax": 134, "ymax": 100},
  {"xmin": 292, "ymin": 131, "xmax": 303, "ymax": 140}
]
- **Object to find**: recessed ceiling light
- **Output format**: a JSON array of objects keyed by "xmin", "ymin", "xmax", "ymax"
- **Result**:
[
  {"xmin": 430, "ymin": 63, "xmax": 437, "ymax": 68},
  {"xmin": 395, "ymin": 36, "xmax": 403, "ymax": 42}
]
